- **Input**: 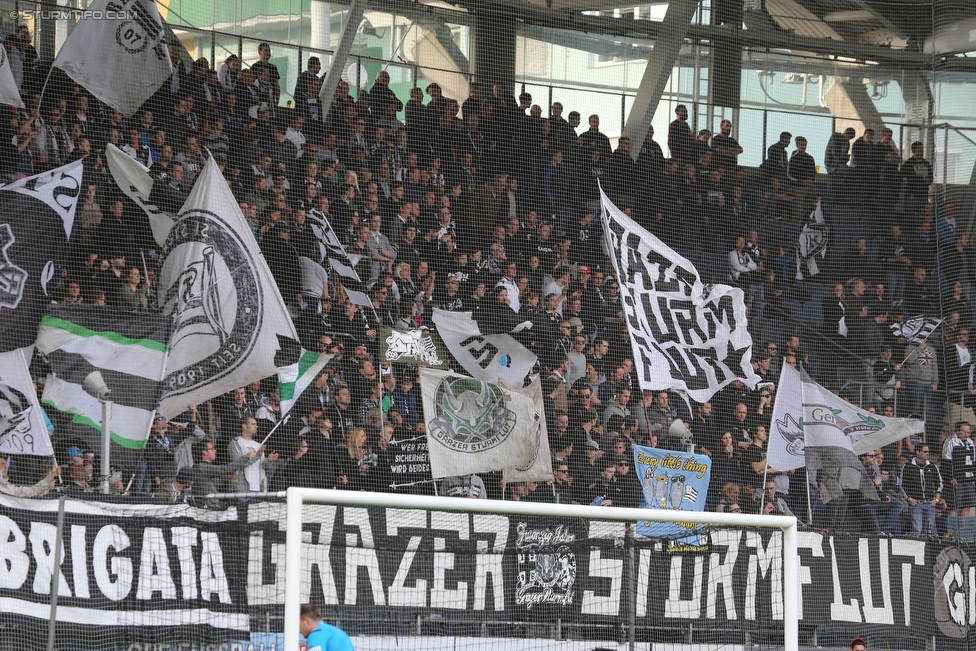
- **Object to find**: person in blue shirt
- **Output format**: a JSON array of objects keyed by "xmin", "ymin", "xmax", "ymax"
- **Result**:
[{"xmin": 299, "ymin": 603, "xmax": 355, "ymax": 651}]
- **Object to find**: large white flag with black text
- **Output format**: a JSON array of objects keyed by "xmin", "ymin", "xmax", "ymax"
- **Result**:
[
  {"xmin": 430, "ymin": 308, "xmax": 537, "ymax": 386},
  {"xmin": 420, "ymin": 367, "xmax": 538, "ymax": 479},
  {"xmin": 155, "ymin": 155, "xmax": 298, "ymax": 418},
  {"xmin": 601, "ymin": 188, "xmax": 759, "ymax": 403},
  {"xmin": 53, "ymin": 0, "xmax": 172, "ymax": 116}
]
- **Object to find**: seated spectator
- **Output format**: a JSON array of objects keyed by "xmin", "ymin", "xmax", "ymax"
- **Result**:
[{"xmin": 716, "ymin": 482, "xmax": 742, "ymax": 513}]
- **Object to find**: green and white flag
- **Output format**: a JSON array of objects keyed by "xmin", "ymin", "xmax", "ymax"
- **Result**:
[
  {"xmin": 278, "ymin": 349, "xmax": 332, "ymax": 417},
  {"xmin": 379, "ymin": 326, "xmax": 449, "ymax": 368},
  {"xmin": 36, "ymin": 305, "xmax": 171, "ymax": 453},
  {"xmin": 419, "ymin": 367, "xmax": 537, "ymax": 479}
]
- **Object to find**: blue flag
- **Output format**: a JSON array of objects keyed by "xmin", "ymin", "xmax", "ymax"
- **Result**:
[{"xmin": 633, "ymin": 445, "xmax": 711, "ymax": 544}]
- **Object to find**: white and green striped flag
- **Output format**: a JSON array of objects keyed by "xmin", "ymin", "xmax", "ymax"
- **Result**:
[
  {"xmin": 36, "ymin": 305, "xmax": 171, "ymax": 454},
  {"xmin": 278, "ymin": 349, "xmax": 332, "ymax": 417}
]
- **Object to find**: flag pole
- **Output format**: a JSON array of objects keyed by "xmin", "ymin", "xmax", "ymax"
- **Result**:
[
  {"xmin": 899, "ymin": 346, "xmax": 921, "ymax": 367},
  {"xmin": 806, "ymin": 473, "xmax": 814, "ymax": 526},
  {"xmin": 760, "ymin": 462, "xmax": 769, "ymax": 513},
  {"xmin": 37, "ymin": 65, "xmax": 55, "ymax": 110},
  {"xmin": 258, "ymin": 413, "xmax": 291, "ymax": 448},
  {"xmin": 99, "ymin": 398, "xmax": 112, "ymax": 494}
]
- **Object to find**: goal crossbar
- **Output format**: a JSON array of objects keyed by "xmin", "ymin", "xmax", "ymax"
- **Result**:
[{"xmin": 283, "ymin": 486, "xmax": 799, "ymax": 651}]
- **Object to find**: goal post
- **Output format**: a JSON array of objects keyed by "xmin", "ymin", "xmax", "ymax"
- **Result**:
[{"xmin": 282, "ymin": 487, "xmax": 799, "ymax": 651}]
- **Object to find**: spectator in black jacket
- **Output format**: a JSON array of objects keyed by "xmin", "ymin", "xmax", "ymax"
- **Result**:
[{"xmin": 899, "ymin": 445, "xmax": 943, "ymax": 536}]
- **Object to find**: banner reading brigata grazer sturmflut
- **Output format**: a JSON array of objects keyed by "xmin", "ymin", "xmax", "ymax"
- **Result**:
[
  {"xmin": 600, "ymin": 188, "xmax": 760, "ymax": 404},
  {"xmin": 633, "ymin": 445, "xmax": 710, "ymax": 543},
  {"xmin": 0, "ymin": 494, "xmax": 248, "ymax": 647}
]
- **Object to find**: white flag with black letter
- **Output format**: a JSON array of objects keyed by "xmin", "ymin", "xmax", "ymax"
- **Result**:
[
  {"xmin": 795, "ymin": 200, "xmax": 828, "ymax": 280},
  {"xmin": 155, "ymin": 154, "xmax": 298, "ymax": 418},
  {"xmin": 601, "ymin": 188, "xmax": 759, "ymax": 404},
  {"xmin": 52, "ymin": 0, "xmax": 172, "ymax": 116},
  {"xmin": 420, "ymin": 367, "xmax": 537, "ymax": 479},
  {"xmin": 0, "ymin": 349, "xmax": 52, "ymax": 456},
  {"xmin": 430, "ymin": 308, "xmax": 537, "ymax": 386}
]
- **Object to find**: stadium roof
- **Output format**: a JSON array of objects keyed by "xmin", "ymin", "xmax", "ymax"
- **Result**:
[{"xmin": 408, "ymin": 0, "xmax": 976, "ymax": 71}]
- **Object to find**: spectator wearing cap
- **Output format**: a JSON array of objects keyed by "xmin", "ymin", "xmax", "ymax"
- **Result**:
[
  {"xmin": 866, "ymin": 345, "xmax": 901, "ymax": 408},
  {"xmin": 153, "ymin": 466, "xmax": 197, "ymax": 504},
  {"xmin": 65, "ymin": 447, "xmax": 94, "ymax": 494},
  {"xmin": 573, "ymin": 438, "xmax": 603, "ymax": 498}
]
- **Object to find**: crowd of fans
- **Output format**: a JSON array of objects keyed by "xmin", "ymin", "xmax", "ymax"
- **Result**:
[{"xmin": 1, "ymin": 36, "xmax": 972, "ymax": 538}]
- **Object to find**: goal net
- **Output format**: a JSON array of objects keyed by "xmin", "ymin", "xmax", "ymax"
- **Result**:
[{"xmin": 281, "ymin": 488, "xmax": 799, "ymax": 651}]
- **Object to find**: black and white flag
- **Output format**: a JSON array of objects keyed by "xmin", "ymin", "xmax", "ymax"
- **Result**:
[
  {"xmin": 0, "ymin": 41, "xmax": 24, "ymax": 108},
  {"xmin": 0, "ymin": 160, "xmax": 83, "ymax": 352},
  {"xmin": 601, "ymin": 187, "xmax": 760, "ymax": 404},
  {"xmin": 105, "ymin": 143, "xmax": 175, "ymax": 247},
  {"xmin": 795, "ymin": 200, "xmax": 828, "ymax": 280},
  {"xmin": 0, "ymin": 492, "xmax": 248, "ymax": 646},
  {"xmin": 0, "ymin": 349, "xmax": 52, "ymax": 456},
  {"xmin": 155, "ymin": 155, "xmax": 298, "ymax": 418},
  {"xmin": 891, "ymin": 315, "xmax": 942, "ymax": 344},
  {"xmin": 305, "ymin": 208, "xmax": 372, "ymax": 307},
  {"xmin": 52, "ymin": 0, "xmax": 172, "ymax": 116},
  {"xmin": 430, "ymin": 308, "xmax": 537, "ymax": 386}
]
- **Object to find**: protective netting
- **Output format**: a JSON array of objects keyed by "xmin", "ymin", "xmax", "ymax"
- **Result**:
[{"xmin": 0, "ymin": 0, "xmax": 975, "ymax": 648}]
